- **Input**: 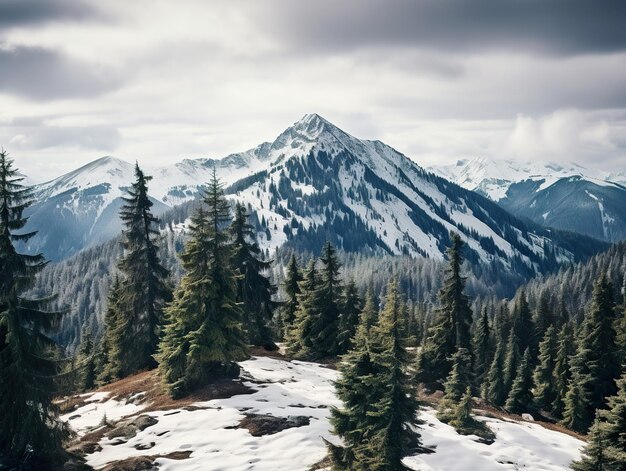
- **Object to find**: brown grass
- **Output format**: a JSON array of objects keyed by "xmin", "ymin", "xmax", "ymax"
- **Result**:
[
  {"xmin": 419, "ymin": 389, "xmax": 586, "ymax": 441},
  {"xmin": 99, "ymin": 451, "xmax": 192, "ymax": 471}
]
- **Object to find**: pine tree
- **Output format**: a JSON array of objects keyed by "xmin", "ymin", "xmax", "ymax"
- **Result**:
[
  {"xmin": 157, "ymin": 171, "xmax": 247, "ymax": 397},
  {"xmin": 562, "ymin": 275, "xmax": 620, "ymax": 433},
  {"xmin": 359, "ymin": 288, "xmax": 379, "ymax": 333},
  {"xmin": 505, "ymin": 348, "xmax": 534, "ymax": 414},
  {"xmin": 560, "ymin": 357, "xmax": 594, "ymax": 433},
  {"xmin": 438, "ymin": 348, "xmax": 472, "ymax": 419},
  {"xmin": 572, "ymin": 375, "xmax": 626, "ymax": 471},
  {"xmin": 532, "ymin": 325, "xmax": 558, "ymax": 412},
  {"xmin": 327, "ymin": 284, "xmax": 383, "ymax": 469},
  {"xmin": 279, "ymin": 254, "xmax": 302, "ymax": 338},
  {"xmin": 114, "ymin": 163, "xmax": 170, "ymax": 377},
  {"xmin": 503, "ymin": 328, "xmax": 521, "ymax": 397},
  {"xmin": 417, "ymin": 233, "xmax": 473, "ymax": 385},
  {"xmin": 0, "ymin": 151, "xmax": 69, "ymax": 463},
  {"xmin": 230, "ymin": 202, "xmax": 277, "ymax": 348},
  {"xmin": 473, "ymin": 308, "xmax": 491, "ymax": 385},
  {"xmin": 301, "ymin": 242, "xmax": 343, "ymax": 359},
  {"xmin": 78, "ymin": 327, "xmax": 96, "ymax": 392},
  {"xmin": 285, "ymin": 259, "xmax": 318, "ymax": 357},
  {"xmin": 485, "ymin": 343, "xmax": 507, "ymax": 406},
  {"xmin": 511, "ymin": 292, "xmax": 535, "ymax": 360},
  {"xmin": 533, "ymin": 293, "xmax": 554, "ymax": 346},
  {"xmin": 350, "ymin": 280, "xmax": 421, "ymax": 471},
  {"xmin": 552, "ymin": 323, "xmax": 574, "ymax": 418},
  {"xmin": 97, "ymin": 275, "xmax": 123, "ymax": 384},
  {"xmin": 337, "ymin": 279, "xmax": 362, "ymax": 355}
]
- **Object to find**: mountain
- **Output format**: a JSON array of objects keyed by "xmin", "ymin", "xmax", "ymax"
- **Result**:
[
  {"xmin": 24, "ymin": 147, "xmax": 275, "ymax": 261},
  {"xmin": 218, "ymin": 114, "xmax": 604, "ymax": 271},
  {"xmin": 26, "ymin": 114, "xmax": 606, "ymax": 270},
  {"xmin": 431, "ymin": 156, "xmax": 626, "ymax": 242}
]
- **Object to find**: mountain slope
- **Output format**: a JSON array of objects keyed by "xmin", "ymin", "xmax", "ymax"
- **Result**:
[
  {"xmin": 221, "ymin": 114, "xmax": 605, "ymax": 275},
  {"xmin": 24, "ymin": 148, "xmax": 275, "ymax": 261},
  {"xmin": 431, "ymin": 156, "xmax": 626, "ymax": 242},
  {"xmin": 499, "ymin": 176, "xmax": 626, "ymax": 242}
]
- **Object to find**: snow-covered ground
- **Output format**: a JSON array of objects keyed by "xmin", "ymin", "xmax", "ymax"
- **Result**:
[{"xmin": 63, "ymin": 356, "xmax": 584, "ymax": 470}]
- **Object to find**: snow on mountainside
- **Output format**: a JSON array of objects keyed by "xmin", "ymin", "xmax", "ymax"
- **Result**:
[
  {"xmin": 219, "ymin": 114, "xmax": 604, "ymax": 273},
  {"xmin": 430, "ymin": 156, "xmax": 618, "ymax": 201},
  {"xmin": 431, "ymin": 156, "xmax": 626, "ymax": 242},
  {"xmin": 24, "ymin": 114, "xmax": 607, "ymax": 267},
  {"xmin": 62, "ymin": 355, "xmax": 584, "ymax": 471}
]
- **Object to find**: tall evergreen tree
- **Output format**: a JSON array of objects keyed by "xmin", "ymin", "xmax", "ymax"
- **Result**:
[
  {"xmin": 438, "ymin": 347, "xmax": 473, "ymax": 418},
  {"xmin": 337, "ymin": 279, "xmax": 362, "ymax": 355},
  {"xmin": 359, "ymin": 288, "xmax": 379, "ymax": 333},
  {"xmin": 230, "ymin": 202, "xmax": 277, "ymax": 348},
  {"xmin": 157, "ymin": 171, "xmax": 247, "ymax": 397},
  {"xmin": 97, "ymin": 275, "xmax": 123, "ymax": 384},
  {"xmin": 78, "ymin": 327, "xmax": 96, "ymax": 392},
  {"xmin": 279, "ymin": 254, "xmax": 302, "ymax": 338},
  {"xmin": 350, "ymin": 280, "xmax": 421, "ymax": 470},
  {"xmin": 485, "ymin": 343, "xmax": 507, "ymax": 406},
  {"xmin": 327, "ymin": 284, "xmax": 383, "ymax": 469},
  {"xmin": 503, "ymin": 328, "xmax": 521, "ymax": 397},
  {"xmin": 113, "ymin": 164, "xmax": 170, "ymax": 377},
  {"xmin": 299, "ymin": 242, "xmax": 344, "ymax": 359},
  {"xmin": 0, "ymin": 151, "xmax": 69, "ymax": 463},
  {"xmin": 532, "ymin": 325, "xmax": 558, "ymax": 412},
  {"xmin": 511, "ymin": 292, "xmax": 535, "ymax": 360},
  {"xmin": 285, "ymin": 259, "xmax": 318, "ymax": 357},
  {"xmin": 572, "ymin": 374, "xmax": 626, "ymax": 470},
  {"xmin": 417, "ymin": 233, "xmax": 473, "ymax": 385},
  {"xmin": 552, "ymin": 323, "xmax": 574, "ymax": 418},
  {"xmin": 562, "ymin": 275, "xmax": 620, "ymax": 433},
  {"xmin": 505, "ymin": 348, "xmax": 534, "ymax": 414},
  {"xmin": 473, "ymin": 308, "xmax": 491, "ymax": 386}
]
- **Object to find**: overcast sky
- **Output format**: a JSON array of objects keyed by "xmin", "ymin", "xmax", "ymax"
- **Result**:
[{"xmin": 1, "ymin": 0, "xmax": 625, "ymax": 182}]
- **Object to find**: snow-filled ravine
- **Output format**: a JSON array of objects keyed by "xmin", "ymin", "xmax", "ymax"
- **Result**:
[{"xmin": 62, "ymin": 356, "xmax": 585, "ymax": 470}]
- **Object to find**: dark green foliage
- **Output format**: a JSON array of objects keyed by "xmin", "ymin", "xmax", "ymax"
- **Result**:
[
  {"xmin": 417, "ymin": 233, "xmax": 473, "ymax": 385},
  {"xmin": 230, "ymin": 202, "xmax": 277, "ymax": 347},
  {"xmin": 571, "ymin": 374, "xmax": 626, "ymax": 470},
  {"xmin": 532, "ymin": 325, "xmax": 558, "ymax": 412},
  {"xmin": 157, "ymin": 171, "xmax": 247, "ymax": 398},
  {"xmin": 503, "ymin": 329, "xmax": 521, "ymax": 397},
  {"xmin": 439, "ymin": 348, "xmax": 473, "ymax": 415},
  {"xmin": 448, "ymin": 386, "xmax": 496, "ymax": 441},
  {"xmin": 279, "ymin": 254, "xmax": 302, "ymax": 338},
  {"xmin": 288, "ymin": 242, "xmax": 344, "ymax": 359},
  {"xmin": 359, "ymin": 288, "xmax": 379, "ymax": 333},
  {"xmin": 329, "ymin": 280, "xmax": 421, "ymax": 471},
  {"xmin": 78, "ymin": 327, "xmax": 96, "ymax": 392},
  {"xmin": 0, "ymin": 151, "xmax": 69, "ymax": 462},
  {"xmin": 473, "ymin": 308, "xmax": 491, "ymax": 385},
  {"xmin": 505, "ymin": 348, "xmax": 533, "ymax": 414},
  {"xmin": 485, "ymin": 344, "xmax": 507, "ymax": 406},
  {"xmin": 285, "ymin": 259, "xmax": 318, "ymax": 357},
  {"xmin": 562, "ymin": 275, "xmax": 620, "ymax": 433},
  {"xmin": 97, "ymin": 275, "xmax": 123, "ymax": 384},
  {"xmin": 327, "ymin": 284, "xmax": 382, "ymax": 469},
  {"xmin": 337, "ymin": 279, "xmax": 362, "ymax": 355},
  {"xmin": 511, "ymin": 292, "xmax": 535, "ymax": 361},
  {"xmin": 552, "ymin": 323, "xmax": 574, "ymax": 418},
  {"xmin": 112, "ymin": 164, "xmax": 171, "ymax": 377}
]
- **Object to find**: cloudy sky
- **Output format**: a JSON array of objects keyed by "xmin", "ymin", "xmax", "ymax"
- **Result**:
[{"xmin": 1, "ymin": 0, "xmax": 625, "ymax": 182}]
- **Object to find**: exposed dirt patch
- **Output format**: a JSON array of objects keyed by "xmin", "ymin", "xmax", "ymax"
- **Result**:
[
  {"xmin": 99, "ymin": 451, "xmax": 192, "ymax": 471},
  {"xmin": 237, "ymin": 414, "xmax": 311, "ymax": 437}
]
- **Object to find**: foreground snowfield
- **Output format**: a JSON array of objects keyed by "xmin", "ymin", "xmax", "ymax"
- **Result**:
[{"xmin": 63, "ymin": 356, "xmax": 584, "ymax": 470}]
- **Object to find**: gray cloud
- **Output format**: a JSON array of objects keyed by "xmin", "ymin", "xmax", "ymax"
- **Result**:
[
  {"xmin": 259, "ymin": 0, "xmax": 626, "ymax": 57},
  {"xmin": 0, "ymin": 46, "xmax": 122, "ymax": 100},
  {"xmin": 0, "ymin": 0, "xmax": 99, "ymax": 27}
]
